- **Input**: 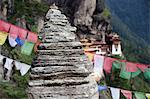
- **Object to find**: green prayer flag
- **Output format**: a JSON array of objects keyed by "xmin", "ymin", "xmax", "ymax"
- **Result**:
[
  {"xmin": 112, "ymin": 60, "xmax": 122, "ymax": 70},
  {"xmin": 134, "ymin": 92, "xmax": 146, "ymax": 99},
  {"xmin": 21, "ymin": 41, "xmax": 34, "ymax": 55},
  {"xmin": 119, "ymin": 62, "xmax": 131, "ymax": 80},
  {"xmin": 131, "ymin": 69, "xmax": 141, "ymax": 78},
  {"xmin": 144, "ymin": 68, "xmax": 150, "ymax": 80}
]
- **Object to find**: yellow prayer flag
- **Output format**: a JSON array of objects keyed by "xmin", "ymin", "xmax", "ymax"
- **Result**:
[{"xmin": 0, "ymin": 31, "xmax": 8, "ymax": 45}]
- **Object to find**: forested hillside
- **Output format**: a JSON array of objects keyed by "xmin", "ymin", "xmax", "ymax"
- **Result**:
[{"xmin": 105, "ymin": 0, "xmax": 150, "ymax": 64}]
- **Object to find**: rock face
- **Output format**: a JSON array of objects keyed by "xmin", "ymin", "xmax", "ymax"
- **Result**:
[
  {"xmin": 27, "ymin": 5, "xmax": 98, "ymax": 99},
  {"xmin": 73, "ymin": 0, "xmax": 96, "ymax": 27},
  {"xmin": 45, "ymin": 0, "xmax": 111, "ymax": 45}
]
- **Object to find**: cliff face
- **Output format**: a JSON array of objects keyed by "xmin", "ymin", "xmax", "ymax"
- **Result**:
[{"xmin": 45, "ymin": 0, "xmax": 111, "ymax": 40}]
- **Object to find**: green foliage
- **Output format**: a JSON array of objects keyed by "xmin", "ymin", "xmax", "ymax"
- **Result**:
[
  {"xmin": 0, "ymin": 72, "xmax": 29, "ymax": 99},
  {"xmin": 102, "ymin": 8, "xmax": 111, "ymax": 19},
  {"xmin": 8, "ymin": 0, "xmax": 49, "ymax": 24}
]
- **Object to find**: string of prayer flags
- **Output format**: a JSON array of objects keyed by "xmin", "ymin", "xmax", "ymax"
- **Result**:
[
  {"xmin": 8, "ymin": 36, "xmax": 17, "ymax": 47},
  {"xmin": 21, "ymin": 41, "xmax": 35, "ymax": 55},
  {"xmin": 0, "ymin": 20, "xmax": 38, "ymax": 49},
  {"xmin": 18, "ymin": 28, "xmax": 28, "ymax": 40},
  {"xmin": 0, "ymin": 31, "xmax": 8, "ymax": 45},
  {"xmin": 108, "ymin": 86, "xmax": 149, "ymax": 99},
  {"xmin": 9, "ymin": 25, "xmax": 19, "ymax": 39},
  {"xmin": 103, "ymin": 57, "xmax": 116, "ymax": 74},
  {"xmin": 134, "ymin": 92, "xmax": 146, "ymax": 99},
  {"xmin": 110, "ymin": 87, "xmax": 120, "ymax": 99},
  {"xmin": 0, "ymin": 20, "xmax": 11, "ymax": 32},
  {"xmin": 27, "ymin": 32, "xmax": 38, "ymax": 43},
  {"xmin": 121, "ymin": 90, "xmax": 132, "ymax": 99},
  {"xmin": 0, "ymin": 55, "xmax": 31, "ymax": 77}
]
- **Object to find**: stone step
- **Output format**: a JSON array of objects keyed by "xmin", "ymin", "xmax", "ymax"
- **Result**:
[
  {"xmin": 35, "ymin": 54, "xmax": 85, "ymax": 59},
  {"xmin": 27, "ymin": 79, "xmax": 98, "ymax": 99},
  {"xmin": 30, "ymin": 72, "xmax": 90, "ymax": 81},
  {"xmin": 28, "ymin": 79, "xmax": 89, "ymax": 87},
  {"xmin": 33, "ymin": 61, "xmax": 90, "ymax": 67},
  {"xmin": 37, "ymin": 49, "xmax": 84, "ymax": 56},
  {"xmin": 34, "ymin": 57, "xmax": 86, "ymax": 63},
  {"xmin": 37, "ymin": 49, "xmax": 83, "ymax": 53},
  {"xmin": 39, "ymin": 42, "xmax": 81, "ymax": 47},
  {"xmin": 31, "ymin": 66, "xmax": 88, "ymax": 74},
  {"xmin": 35, "ymin": 56, "xmax": 86, "ymax": 61}
]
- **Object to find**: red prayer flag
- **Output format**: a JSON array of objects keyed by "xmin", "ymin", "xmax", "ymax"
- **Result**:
[
  {"xmin": 126, "ymin": 62, "xmax": 138, "ymax": 72},
  {"xmin": 18, "ymin": 28, "xmax": 28, "ymax": 40},
  {"xmin": 136, "ymin": 64, "xmax": 148, "ymax": 72},
  {"xmin": 121, "ymin": 90, "xmax": 132, "ymax": 99},
  {"xmin": 0, "ymin": 20, "xmax": 11, "ymax": 32},
  {"xmin": 103, "ymin": 57, "xmax": 116, "ymax": 73},
  {"xmin": 9, "ymin": 25, "xmax": 19, "ymax": 39},
  {"xmin": 27, "ymin": 32, "xmax": 38, "ymax": 43}
]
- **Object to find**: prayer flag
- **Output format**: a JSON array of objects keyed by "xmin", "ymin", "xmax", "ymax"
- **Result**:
[
  {"xmin": 21, "ymin": 41, "xmax": 34, "ymax": 55},
  {"xmin": 103, "ymin": 57, "xmax": 116, "ymax": 73},
  {"xmin": 119, "ymin": 62, "xmax": 131, "ymax": 80},
  {"xmin": 9, "ymin": 25, "xmax": 19, "ymax": 39},
  {"xmin": 144, "ymin": 68, "xmax": 150, "ymax": 80},
  {"xmin": 27, "ymin": 32, "xmax": 38, "ymax": 43},
  {"xmin": 126, "ymin": 62, "xmax": 138, "ymax": 72},
  {"xmin": 137, "ymin": 64, "xmax": 148, "ymax": 72},
  {"xmin": 15, "ymin": 37, "xmax": 25, "ymax": 46},
  {"xmin": 0, "ymin": 20, "xmax": 11, "ymax": 32},
  {"xmin": 121, "ymin": 90, "xmax": 132, "ymax": 99},
  {"xmin": 131, "ymin": 69, "xmax": 141, "ymax": 78},
  {"xmin": 0, "ymin": 31, "xmax": 8, "ymax": 45},
  {"xmin": 18, "ymin": 28, "xmax": 28, "ymax": 40},
  {"xmin": 110, "ymin": 87, "xmax": 120, "ymax": 99},
  {"xmin": 8, "ymin": 36, "xmax": 17, "ymax": 47},
  {"xmin": 94, "ymin": 55, "xmax": 104, "ymax": 76},
  {"xmin": 134, "ymin": 92, "xmax": 146, "ymax": 99}
]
